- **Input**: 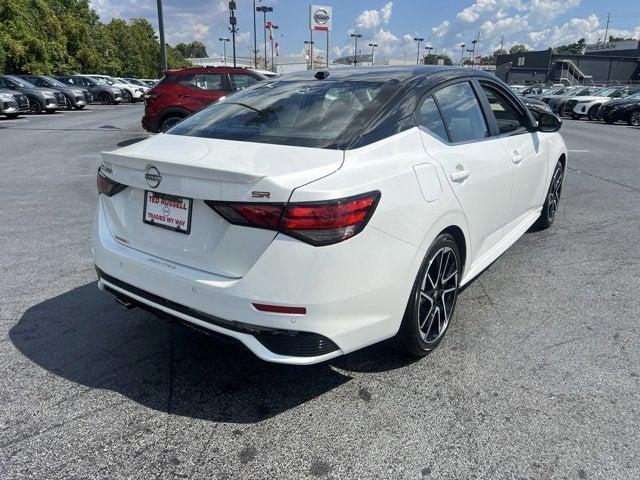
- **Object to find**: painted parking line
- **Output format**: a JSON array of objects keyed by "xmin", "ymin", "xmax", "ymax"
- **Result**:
[{"xmin": 568, "ymin": 150, "xmax": 590, "ymax": 153}]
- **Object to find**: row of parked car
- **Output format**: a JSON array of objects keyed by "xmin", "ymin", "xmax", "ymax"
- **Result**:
[
  {"xmin": 510, "ymin": 83, "xmax": 640, "ymax": 126},
  {"xmin": 0, "ymin": 74, "xmax": 158, "ymax": 118}
]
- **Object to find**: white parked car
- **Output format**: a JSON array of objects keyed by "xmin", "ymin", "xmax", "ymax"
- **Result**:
[
  {"xmin": 121, "ymin": 77, "xmax": 151, "ymax": 93},
  {"xmin": 568, "ymin": 87, "xmax": 627, "ymax": 120},
  {"xmin": 89, "ymin": 74, "xmax": 144, "ymax": 103},
  {"xmin": 93, "ymin": 67, "xmax": 567, "ymax": 365}
]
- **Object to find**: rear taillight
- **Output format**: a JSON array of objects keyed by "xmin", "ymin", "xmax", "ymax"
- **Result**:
[
  {"xmin": 97, "ymin": 168, "xmax": 126, "ymax": 197},
  {"xmin": 206, "ymin": 191, "xmax": 380, "ymax": 246}
]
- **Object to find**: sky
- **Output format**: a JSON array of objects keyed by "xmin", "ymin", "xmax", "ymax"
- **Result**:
[{"xmin": 90, "ymin": 0, "xmax": 640, "ymax": 65}]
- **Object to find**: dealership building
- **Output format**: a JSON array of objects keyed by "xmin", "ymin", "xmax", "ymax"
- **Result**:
[{"xmin": 495, "ymin": 40, "xmax": 640, "ymax": 84}]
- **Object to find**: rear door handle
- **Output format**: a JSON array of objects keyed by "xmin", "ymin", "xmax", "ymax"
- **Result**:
[{"xmin": 450, "ymin": 169, "xmax": 471, "ymax": 183}]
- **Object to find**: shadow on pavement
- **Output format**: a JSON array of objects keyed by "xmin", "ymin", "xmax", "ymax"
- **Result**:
[{"xmin": 10, "ymin": 283, "xmax": 416, "ymax": 423}]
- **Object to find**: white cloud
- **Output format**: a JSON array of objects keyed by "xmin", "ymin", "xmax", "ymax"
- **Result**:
[{"xmin": 356, "ymin": 2, "xmax": 393, "ymax": 29}]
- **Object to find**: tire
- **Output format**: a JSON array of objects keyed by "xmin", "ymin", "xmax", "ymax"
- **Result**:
[
  {"xmin": 74, "ymin": 104, "xmax": 86, "ymax": 110},
  {"xmin": 394, "ymin": 234, "xmax": 461, "ymax": 357},
  {"xmin": 122, "ymin": 90, "xmax": 132, "ymax": 103},
  {"xmin": 604, "ymin": 118, "xmax": 614, "ymax": 124},
  {"xmin": 64, "ymin": 98, "xmax": 72, "ymax": 110},
  {"xmin": 98, "ymin": 93, "xmax": 113, "ymax": 105},
  {"xmin": 5, "ymin": 113, "xmax": 19, "ymax": 119},
  {"xmin": 533, "ymin": 161, "xmax": 564, "ymax": 231},
  {"xmin": 627, "ymin": 110, "xmax": 640, "ymax": 126},
  {"xmin": 28, "ymin": 99, "xmax": 43, "ymax": 114},
  {"xmin": 571, "ymin": 113, "xmax": 579, "ymax": 120},
  {"xmin": 45, "ymin": 109, "xmax": 56, "ymax": 114},
  {"xmin": 587, "ymin": 105, "xmax": 599, "ymax": 121},
  {"xmin": 160, "ymin": 115, "xmax": 184, "ymax": 132}
]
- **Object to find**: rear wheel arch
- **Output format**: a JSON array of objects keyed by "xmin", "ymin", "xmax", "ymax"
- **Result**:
[
  {"xmin": 158, "ymin": 108, "xmax": 191, "ymax": 130},
  {"xmin": 440, "ymin": 225, "xmax": 467, "ymax": 278}
]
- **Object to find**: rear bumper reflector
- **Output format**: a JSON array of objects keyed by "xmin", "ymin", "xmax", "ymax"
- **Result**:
[{"xmin": 96, "ymin": 267, "xmax": 339, "ymax": 358}]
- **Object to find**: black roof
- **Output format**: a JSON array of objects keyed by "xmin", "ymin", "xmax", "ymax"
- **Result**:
[{"xmin": 280, "ymin": 66, "xmax": 495, "ymax": 84}]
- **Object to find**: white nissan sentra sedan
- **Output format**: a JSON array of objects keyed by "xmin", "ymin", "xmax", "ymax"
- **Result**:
[{"xmin": 93, "ymin": 66, "xmax": 566, "ymax": 365}]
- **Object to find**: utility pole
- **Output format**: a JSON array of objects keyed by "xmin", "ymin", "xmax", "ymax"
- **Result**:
[
  {"xmin": 219, "ymin": 37, "xmax": 230, "ymax": 65},
  {"xmin": 228, "ymin": 1, "xmax": 237, "ymax": 67},
  {"xmin": 460, "ymin": 43, "xmax": 466, "ymax": 65},
  {"xmin": 256, "ymin": 5, "xmax": 273, "ymax": 69},
  {"xmin": 350, "ymin": 33, "xmax": 362, "ymax": 66},
  {"xmin": 466, "ymin": 49, "xmax": 474, "ymax": 66},
  {"xmin": 604, "ymin": 12, "xmax": 611, "ymax": 43},
  {"xmin": 156, "ymin": 0, "xmax": 167, "ymax": 72},
  {"xmin": 414, "ymin": 37, "xmax": 424, "ymax": 65},
  {"xmin": 500, "ymin": 34, "xmax": 504, "ymax": 53},
  {"xmin": 369, "ymin": 43, "xmax": 378, "ymax": 65},
  {"xmin": 252, "ymin": 0, "xmax": 257, "ymax": 68}
]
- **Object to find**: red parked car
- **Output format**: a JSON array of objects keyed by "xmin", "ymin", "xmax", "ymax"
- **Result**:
[{"xmin": 142, "ymin": 66, "xmax": 267, "ymax": 132}]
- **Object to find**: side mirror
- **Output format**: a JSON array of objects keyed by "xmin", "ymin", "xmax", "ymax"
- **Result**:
[{"xmin": 538, "ymin": 112, "xmax": 562, "ymax": 132}]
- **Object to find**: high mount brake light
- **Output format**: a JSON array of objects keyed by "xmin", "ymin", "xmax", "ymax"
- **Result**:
[
  {"xmin": 97, "ymin": 168, "xmax": 127, "ymax": 197},
  {"xmin": 206, "ymin": 191, "xmax": 381, "ymax": 246}
]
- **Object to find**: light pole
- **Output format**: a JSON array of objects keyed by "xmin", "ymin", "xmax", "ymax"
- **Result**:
[
  {"xmin": 403, "ymin": 51, "xmax": 407, "ymax": 64},
  {"xmin": 252, "ymin": 0, "xmax": 257, "ymax": 68},
  {"xmin": 460, "ymin": 43, "xmax": 466, "ymax": 65},
  {"xmin": 466, "ymin": 49, "xmax": 474, "ymax": 66},
  {"xmin": 413, "ymin": 37, "xmax": 424, "ymax": 65},
  {"xmin": 270, "ymin": 24, "xmax": 279, "ymax": 73},
  {"xmin": 350, "ymin": 33, "xmax": 362, "ymax": 66},
  {"xmin": 256, "ymin": 5, "xmax": 273, "ymax": 69},
  {"xmin": 304, "ymin": 40, "xmax": 314, "ymax": 69},
  {"xmin": 425, "ymin": 45, "xmax": 433, "ymax": 64},
  {"xmin": 156, "ymin": 0, "xmax": 167, "ymax": 72},
  {"xmin": 228, "ymin": 1, "xmax": 237, "ymax": 67},
  {"xmin": 219, "ymin": 37, "xmax": 230, "ymax": 65},
  {"xmin": 369, "ymin": 43, "xmax": 378, "ymax": 65},
  {"xmin": 471, "ymin": 39, "xmax": 478, "ymax": 67}
]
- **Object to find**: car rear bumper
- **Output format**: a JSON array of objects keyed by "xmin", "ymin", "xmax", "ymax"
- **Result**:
[
  {"xmin": 92, "ymin": 196, "xmax": 418, "ymax": 364},
  {"xmin": 141, "ymin": 113, "xmax": 159, "ymax": 132}
]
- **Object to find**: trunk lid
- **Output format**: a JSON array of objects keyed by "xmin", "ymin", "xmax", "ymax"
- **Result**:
[{"xmin": 100, "ymin": 134, "xmax": 343, "ymax": 278}]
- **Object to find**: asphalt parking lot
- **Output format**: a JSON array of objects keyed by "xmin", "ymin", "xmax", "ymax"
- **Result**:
[{"xmin": 1, "ymin": 105, "xmax": 639, "ymax": 479}]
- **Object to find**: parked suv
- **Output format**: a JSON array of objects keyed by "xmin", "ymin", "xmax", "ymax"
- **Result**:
[
  {"xmin": 0, "ymin": 75, "xmax": 61, "ymax": 113},
  {"xmin": 18, "ymin": 74, "xmax": 90, "ymax": 109},
  {"xmin": 0, "ymin": 88, "xmax": 29, "ymax": 118},
  {"xmin": 142, "ymin": 67, "xmax": 266, "ymax": 132},
  {"xmin": 57, "ymin": 75, "xmax": 122, "ymax": 105}
]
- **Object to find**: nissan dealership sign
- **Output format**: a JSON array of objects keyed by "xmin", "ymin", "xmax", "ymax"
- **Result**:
[
  {"xmin": 310, "ymin": 5, "xmax": 332, "ymax": 31},
  {"xmin": 584, "ymin": 40, "xmax": 639, "ymax": 53}
]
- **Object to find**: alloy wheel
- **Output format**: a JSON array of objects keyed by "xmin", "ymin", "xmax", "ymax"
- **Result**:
[
  {"xmin": 99, "ymin": 93, "xmax": 112, "ymax": 105},
  {"xmin": 29, "ymin": 100, "xmax": 42, "ymax": 114},
  {"xmin": 630, "ymin": 111, "xmax": 640, "ymax": 127},
  {"xmin": 417, "ymin": 246, "xmax": 459, "ymax": 345},
  {"xmin": 547, "ymin": 166, "xmax": 564, "ymax": 221}
]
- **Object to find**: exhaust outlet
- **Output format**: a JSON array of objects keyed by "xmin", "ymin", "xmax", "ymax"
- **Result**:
[{"xmin": 114, "ymin": 295, "xmax": 136, "ymax": 309}]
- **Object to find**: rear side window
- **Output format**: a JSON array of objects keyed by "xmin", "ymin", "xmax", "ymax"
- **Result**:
[
  {"xmin": 178, "ymin": 74, "xmax": 225, "ymax": 91},
  {"xmin": 480, "ymin": 85, "xmax": 528, "ymax": 135},
  {"xmin": 417, "ymin": 96, "xmax": 448, "ymax": 142},
  {"xmin": 230, "ymin": 74, "xmax": 259, "ymax": 91},
  {"xmin": 433, "ymin": 82, "xmax": 489, "ymax": 143}
]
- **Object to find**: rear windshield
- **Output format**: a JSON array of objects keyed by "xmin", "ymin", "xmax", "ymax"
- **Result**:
[{"xmin": 168, "ymin": 80, "xmax": 393, "ymax": 148}]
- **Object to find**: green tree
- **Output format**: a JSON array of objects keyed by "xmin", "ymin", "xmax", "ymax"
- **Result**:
[
  {"xmin": 509, "ymin": 44, "xmax": 528, "ymax": 54},
  {"xmin": 422, "ymin": 53, "xmax": 453, "ymax": 65},
  {"xmin": 0, "ymin": 0, "xmax": 193, "ymax": 76},
  {"xmin": 175, "ymin": 41, "xmax": 208, "ymax": 58},
  {"xmin": 554, "ymin": 38, "xmax": 585, "ymax": 55}
]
